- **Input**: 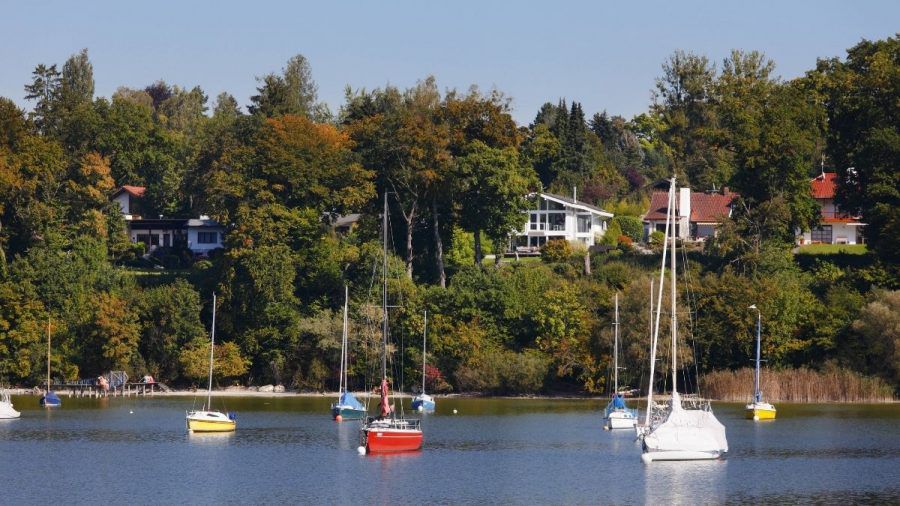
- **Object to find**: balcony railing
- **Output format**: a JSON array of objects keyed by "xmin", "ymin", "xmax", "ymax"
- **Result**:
[{"xmin": 820, "ymin": 210, "xmax": 861, "ymax": 222}]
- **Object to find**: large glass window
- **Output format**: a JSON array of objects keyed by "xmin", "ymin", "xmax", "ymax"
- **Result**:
[
  {"xmin": 529, "ymin": 213, "xmax": 539, "ymax": 231},
  {"xmin": 577, "ymin": 214, "xmax": 591, "ymax": 233},
  {"xmin": 547, "ymin": 213, "xmax": 566, "ymax": 231},
  {"xmin": 810, "ymin": 225, "xmax": 832, "ymax": 243},
  {"xmin": 198, "ymin": 231, "xmax": 219, "ymax": 244}
]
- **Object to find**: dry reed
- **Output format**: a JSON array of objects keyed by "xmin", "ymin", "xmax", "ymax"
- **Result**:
[{"xmin": 700, "ymin": 367, "xmax": 895, "ymax": 403}]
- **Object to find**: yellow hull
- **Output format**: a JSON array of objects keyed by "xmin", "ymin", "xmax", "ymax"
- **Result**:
[
  {"xmin": 187, "ymin": 418, "xmax": 236, "ymax": 432},
  {"xmin": 746, "ymin": 407, "xmax": 776, "ymax": 420}
]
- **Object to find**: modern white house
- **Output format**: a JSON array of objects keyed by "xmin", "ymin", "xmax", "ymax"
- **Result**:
[
  {"xmin": 111, "ymin": 186, "xmax": 225, "ymax": 256},
  {"xmin": 511, "ymin": 191, "xmax": 614, "ymax": 253},
  {"xmin": 798, "ymin": 172, "xmax": 865, "ymax": 244},
  {"xmin": 643, "ymin": 187, "xmax": 737, "ymax": 241}
]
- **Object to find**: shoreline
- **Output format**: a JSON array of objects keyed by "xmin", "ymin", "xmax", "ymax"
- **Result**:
[{"xmin": 4, "ymin": 387, "xmax": 896, "ymax": 403}]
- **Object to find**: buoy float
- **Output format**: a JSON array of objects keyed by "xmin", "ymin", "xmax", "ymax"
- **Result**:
[
  {"xmin": 453, "ymin": 409, "xmax": 458, "ymax": 414},
  {"xmin": 129, "ymin": 410, "xmax": 134, "ymax": 414},
  {"xmin": 356, "ymin": 446, "xmax": 366, "ymax": 455},
  {"xmin": 417, "ymin": 405, "xmax": 423, "ymax": 413},
  {"xmin": 753, "ymin": 415, "xmax": 759, "ymax": 421},
  {"xmin": 335, "ymin": 414, "xmax": 343, "ymax": 422}
]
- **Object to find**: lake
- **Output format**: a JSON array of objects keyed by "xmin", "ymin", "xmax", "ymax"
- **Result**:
[{"xmin": 1, "ymin": 396, "xmax": 898, "ymax": 504}]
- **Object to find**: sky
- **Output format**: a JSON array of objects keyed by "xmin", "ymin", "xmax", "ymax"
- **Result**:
[{"xmin": 1, "ymin": 0, "xmax": 897, "ymax": 125}]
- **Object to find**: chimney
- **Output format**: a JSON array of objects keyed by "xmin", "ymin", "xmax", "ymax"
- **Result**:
[
  {"xmin": 573, "ymin": 186, "xmax": 577, "ymax": 203},
  {"xmin": 721, "ymin": 186, "xmax": 729, "ymax": 195}
]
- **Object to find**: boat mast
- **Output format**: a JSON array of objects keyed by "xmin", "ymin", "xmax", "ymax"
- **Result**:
[
  {"xmin": 207, "ymin": 293, "xmax": 217, "ymax": 410},
  {"xmin": 645, "ymin": 177, "xmax": 674, "ymax": 426},
  {"xmin": 382, "ymin": 193, "xmax": 388, "ymax": 382},
  {"xmin": 340, "ymin": 285, "xmax": 348, "ymax": 395},
  {"xmin": 670, "ymin": 177, "xmax": 678, "ymax": 398},
  {"xmin": 754, "ymin": 307, "xmax": 761, "ymax": 403},
  {"xmin": 46, "ymin": 317, "xmax": 51, "ymax": 393},
  {"xmin": 613, "ymin": 293, "xmax": 619, "ymax": 396},
  {"xmin": 422, "ymin": 310, "xmax": 428, "ymax": 395}
]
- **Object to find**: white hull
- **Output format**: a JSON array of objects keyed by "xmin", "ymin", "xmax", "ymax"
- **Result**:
[
  {"xmin": 641, "ymin": 450, "xmax": 723, "ymax": 463},
  {"xmin": 0, "ymin": 406, "xmax": 20, "ymax": 419},
  {"xmin": 605, "ymin": 411, "xmax": 637, "ymax": 430}
]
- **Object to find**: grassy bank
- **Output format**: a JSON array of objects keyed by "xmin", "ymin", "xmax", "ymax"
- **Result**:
[{"xmin": 701, "ymin": 367, "xmax": 895, "ymax": 403}]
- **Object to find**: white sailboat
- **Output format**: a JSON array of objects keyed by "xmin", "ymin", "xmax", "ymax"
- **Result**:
[
  {"xmin": 186, "ymin": 293, "xmax": 236, "ymax": 432},
  {"xmin": 411, "ymin": 310, "xmax": 436, "ymax": 414},
  {"xmin": 0, "ymin": 390, "xmax": 20, "ymax": 419},
  {"xmin": 604, "ymin": 293, "xmax": 636, "ymax": 429},
  {"xmin": 639, "ymin": 176, "xmax": 728, "ymax": 463}
]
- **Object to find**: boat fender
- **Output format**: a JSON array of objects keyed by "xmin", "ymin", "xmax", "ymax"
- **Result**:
[
  {"xmin": 335, "ymin": 414, "xmax": 343, "ymax": 422},
  {"xmin": 356, "ymin": 446, "xmax": 366, "ymax": 455}
]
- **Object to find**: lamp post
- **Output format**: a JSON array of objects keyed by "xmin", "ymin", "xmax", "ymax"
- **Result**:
[{"xmin": 748, "ymin": 305, "xmax": 761, "ymax": 404}]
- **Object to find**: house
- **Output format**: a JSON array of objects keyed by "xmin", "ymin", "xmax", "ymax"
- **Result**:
[
  {"xmin": 798, "ymin": 172, "xmax": 865, "ymax": 245},
  {"xmin": 511, "ymin": 191, "xmax": 614, "ymax": 253},
  {"xmin": 643, "ymin": 187, "xmax": 737, "ymax": 241},
  {"xmin": 111, "ymin": 185, "xmax": 146, "ymax": 218},
  {"xmin": 111, "ymin": 186, "xmax": 225, "ymax": 256}
]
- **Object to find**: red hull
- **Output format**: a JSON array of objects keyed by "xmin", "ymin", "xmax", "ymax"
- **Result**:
[{"xmin": 363, "ymin": 427, "xmax": 423, "ymax": 453}]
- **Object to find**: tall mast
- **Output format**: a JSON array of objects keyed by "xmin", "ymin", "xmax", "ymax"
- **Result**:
[
  {"xmin": 671, "ymin": 177, "xmax": 678, "ymax": 397},
  {"xmin": 422, "ymin": 310, "xmax": 428, "ymax": 394},
  {"xmin": 207, "ymin": 293, "xmax": 217, "ymax": 410},
  {"xmin": 645, "ymin": 177, "xmax": 674, "ymax": 426},
  {"xmin": 613, "ymin": 293, "xmax": 619, "ymax": 395},
  {"xmin": 382, "ymin": 193, "xmax": 388, "ymax": 381},
  {"xmin": 754, "ymin": 309, "xmax": 761, "ymax": 402},
  {"xmin": 46, "ymin": 317, "xmax": 51, "ymax": 393},
  {"xmin": 339, "ymin": 285, "xmax": 348, "ymax": 395}
]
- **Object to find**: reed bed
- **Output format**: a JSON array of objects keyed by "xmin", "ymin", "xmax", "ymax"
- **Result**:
[{"xmin": 701, "ymin": 367, "xmax": 895, "ymax": 403}]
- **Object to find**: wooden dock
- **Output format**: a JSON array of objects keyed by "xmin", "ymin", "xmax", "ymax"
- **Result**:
[{"xmin": 47, "ymin": 379, "xmax": 170, "ymax": 398}]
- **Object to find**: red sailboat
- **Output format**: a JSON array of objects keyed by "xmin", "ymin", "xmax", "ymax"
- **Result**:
[{"xmin": 360, "ymin": 194, "xmax": 423, "ymax": 454}]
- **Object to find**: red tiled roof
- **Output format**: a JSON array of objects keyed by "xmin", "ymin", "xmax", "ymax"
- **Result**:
[
  {"xmin": 691, "ymin": 191, "xmax": 736, "ymax": 223},
  {"xmin": 121, "ymin": 185, "xmax": 146, "ymax": 197},
  {"xmin": 643, "ymin": 190, "xmax": 737, "ymax": 223},
  {"xmin": 644, "ymin": 191, "xmax": 671, "ymax": 221},
  {"xmin": 811, "ymin": 173, "xmax": 836, "ymax": 199}
]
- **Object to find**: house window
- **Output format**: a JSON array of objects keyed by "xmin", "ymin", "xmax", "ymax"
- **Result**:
[
  {"xmin": 530, "ymin": 236, "xmax": 547, "ymax": 248},
  {"xmin": 547, "ymin": 213, "xmax": 566, "ymax": 231},
  {"xmin": 197, "ymin": 231, "xmax": 219, "ymax": 244},
  {"xmin": 577, "ymin": 214, "xmax": 591, "ymax": 234},
  {"xmin": 810, "ymin": 225, "xmax": 832, "ymax": 243},
  {"xmin": 530, "ymin": 213, "xmax": 539, "ymax": 231}
]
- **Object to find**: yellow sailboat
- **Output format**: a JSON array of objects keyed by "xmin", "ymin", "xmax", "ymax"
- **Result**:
[
  {"xmin": 186, "ymin": 293, "xmax": 236, "ymax": 432},
  {"xmin": 746, "ymin": 305, "xmax": 776, "ymax": 420}
]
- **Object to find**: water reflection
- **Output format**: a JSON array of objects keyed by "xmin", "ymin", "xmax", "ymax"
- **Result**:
[
  {"xmin": 187, "ymin": 431, "xmax": 235, "ymax": 445},
  {"xmin": 644, "ymin": 459, "xmax": 728, "ymax": 505}
]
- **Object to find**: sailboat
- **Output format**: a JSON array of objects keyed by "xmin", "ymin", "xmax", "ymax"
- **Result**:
[
  {"xmin": 186, "ymin": 293, "xmax": 236, "ymax": 432},
  {"xmin": 40, "ymin": 318, "xmax": 61, "ymax": 408},
  {"xmin": 746, "ymin": 305, "xmax": 776, "ymax": 420},
  {"xmin": 604, "ymin": 293, "xmax": 637, "ymax": 430},
  {"xmin": 639, "ymin": 176, "xmax": 728, "ymax": 463},
  {"xmin": 359, "ymin": 194, "xmax": 423, "ymax": 453},
  {"xmin": 411, "ymin": 310, "xmax": 436, "ymax": 414},
  {"xmin": 0, "ymin": 390, "xmax": 20, "ymax": 419},
  {"xmin": 331, "ymin": 285, "xmax": 366, "ymax": 421}
]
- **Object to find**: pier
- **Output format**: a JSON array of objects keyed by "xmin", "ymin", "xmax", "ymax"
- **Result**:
[{"xmin": 43, "ymin": 371, "xmax": 170, "ymax": 398}]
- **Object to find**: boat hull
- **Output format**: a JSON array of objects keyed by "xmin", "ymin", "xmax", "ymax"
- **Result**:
[
  {"xmin": 411, "ymin": 397, "xmax": 435, "ymax": 413},
  {"xmin": 186, "ymin": 411, "xmax": 236, "ymax": 432},
  {"xmin": 0, "ymin": 405, "xmax": 20, "ymax": 419},
  {"xmin": 40, "ymin": 392, "xmax": 61, "ymax": 408},
  {"xmin": 745, "ymin": 403, "xmax": 777, "ymax": 420},
  {"xmin": 641, "ymin": 450, "xmax": 723, "ymax": 462},
  {"xmin": 361, "ymin": 419, "xmax": 423, "ymax": 453},
  {"xmin": 332, "ymin": 406, "xmax": 367, "ymax": 420},
  {"xmin": 605, "ymin": 410, "xmax": 637, "ymax": 430}
]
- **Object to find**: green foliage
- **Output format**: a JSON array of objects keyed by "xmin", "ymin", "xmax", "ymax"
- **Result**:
[
  {"xmin": 601, "ymin": 219, "xmax": 623, "ymax": 247},
  {"xmin": 611, "ymin": 216, "xmax": 643, "ymax": 242},
  {"xmin": 540, "ymin": 239, "xmax": 572, "ymax": 263}
]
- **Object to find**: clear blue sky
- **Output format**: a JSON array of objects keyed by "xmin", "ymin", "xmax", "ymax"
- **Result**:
[{"xmin": 1, "ymin": 0, "xmax": 897, "ymax": 125}]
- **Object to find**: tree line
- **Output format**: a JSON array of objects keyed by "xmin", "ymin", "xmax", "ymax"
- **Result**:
[{"xmin": 0, "ymin": 37, "xmax": 896, "ymax": 396}]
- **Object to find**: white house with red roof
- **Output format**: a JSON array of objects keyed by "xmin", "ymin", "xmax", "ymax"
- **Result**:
[
  {"xmin": 798, "ymin": 172, "xmax": 865, "ymax": 245},
  {"xmin": 111, "ymin": 185, "xmax": 225, "ymax": 256},
  {"xmin": 643, "ymin": 187, "xmax": 737, "ymax": 241}
]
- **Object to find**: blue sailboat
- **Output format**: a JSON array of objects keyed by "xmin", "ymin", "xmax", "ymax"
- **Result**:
[
  {"xmin": 604, "ymin": 294, "xmax": 635, "ymax": 429},
  {"xmin": 331, "ymin": 286, "xmax": 367, "ymax": 421},
  {"xmin": 40, "ymin": 318, "xmax": 61, "ymax": 408},
  {"xmin": 411, "ymin": 310, "xmax": 435, "ymax": 413}
]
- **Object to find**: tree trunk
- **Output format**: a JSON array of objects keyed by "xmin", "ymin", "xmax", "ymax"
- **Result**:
[
  {"xmin": 404, "ymin": 202, "xmax": 416, "ymax": 279},
  {"xmin": 494, "ymin": 234, "xmax": 503, "ymax": 268},
  {"xmin": 473, "ymin": 227, "xmax": 482, "ymax": 265},
  {"xmin": 583, "ymin": 250, "xmax": 591, "ymax": 276},
  {"xmin": 432, "ymin": 197, "xmax": 446, "ymax": 288}
]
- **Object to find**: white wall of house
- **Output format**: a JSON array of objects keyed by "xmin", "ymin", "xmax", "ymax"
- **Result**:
[
  {"xmin": 513, "ymin": 194, "xmax": 612, "ymax": 251},
  {"xmin": 187, "ymin": 227, "xmax": 224, "ymax": 253},
  {"xmin": 799, "ymin": 223, "xmax": 862, "ymax": 245},
  {"xmin": 113, "ymin": 193, "xmax": 131, "ymax": 215}
]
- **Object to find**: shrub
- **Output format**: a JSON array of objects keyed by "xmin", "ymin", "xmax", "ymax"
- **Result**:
[
  {"xmin": 541, "ymin": 239, "xmax": 571, "ymax": 263},
  {"xmin": 601, "ymin": 219, "xmax": 622, "ymax": 247},
  {"xmin": 611, "ymin": 216, "xmax": 643, "ymax": 242}
]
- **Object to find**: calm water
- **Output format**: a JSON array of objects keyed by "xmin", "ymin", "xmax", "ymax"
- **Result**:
[{"xmin": 1, "ymin": 395, "xmax": 898, "ymax": 504}]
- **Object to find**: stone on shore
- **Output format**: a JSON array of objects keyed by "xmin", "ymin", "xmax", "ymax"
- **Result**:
[
  {"xmin": 273, "ymin": 385, "xmax": 285, "ymax": 393},
  {"xmin": 258, "ymin": 384, "xmax": 274, "ymax": 393}
]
